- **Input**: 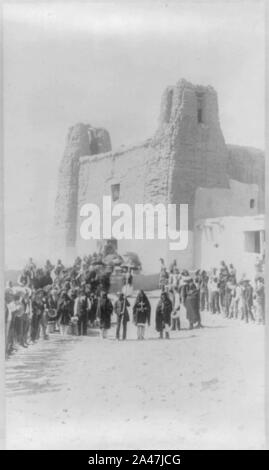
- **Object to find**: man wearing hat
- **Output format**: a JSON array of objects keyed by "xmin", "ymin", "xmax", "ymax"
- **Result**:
[
  {"xmin": 5, "ymin": 288, "xmax": 16, "ymax": 356},
  {"xmin": 57, "ymin": 293, "xmax": 73, "ymax": 335},
  {"xmin": 179, "ymin": 271, "xmax": 192, "ymax": 305},
  {"xmin": 31, "ymin": 289, "xmax": 48, "ymax": 342},
  {"xmin": 114, "ymin": 292, "xmax": 130, "ymax": 340},
  {"xmin": 74, "ymin": 288, "xmax": 91, "ymax": 336},
  {"xmin": 98, "ymin": 291, "xmax": 113, "ymax": 339}
]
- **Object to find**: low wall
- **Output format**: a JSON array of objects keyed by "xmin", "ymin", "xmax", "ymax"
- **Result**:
[
  {"xmin": 133, "ymin": 273, "xmax": 159, "ymax": 292},
  {"xmin": 110, "ymin": 273, "xmax": 159, "ymax": 294}
]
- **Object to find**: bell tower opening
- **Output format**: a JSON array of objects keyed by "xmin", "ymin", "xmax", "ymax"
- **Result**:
[{"xmin": 111, "ymin": 183, "xmax": 120, "ymax": 202}]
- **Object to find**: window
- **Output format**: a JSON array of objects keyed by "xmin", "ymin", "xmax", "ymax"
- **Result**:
[
  {"xmin": 111, "ymin": 183, "xmax": 120, "ymax": 202},
  {"xmin": 250, "ymin": 198, "xmax": 255, "ymax": 209},
  {"xmin": 244, "ymin": 231, "xmax": 261, "ymax": 253}
]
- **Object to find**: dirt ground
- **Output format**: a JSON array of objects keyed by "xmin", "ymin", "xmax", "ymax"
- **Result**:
[{"xmin": 5, "ymin": 292, "xmax": 265, "ymax": 450}]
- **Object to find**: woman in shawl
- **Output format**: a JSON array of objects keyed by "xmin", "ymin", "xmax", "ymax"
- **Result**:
[
  {"xmin": 133, "ymin": 290, "xmax": 151, "ymax": 340},
  {"xmin": 155, "ymin": 291, "xmax": 173, "ymax": 339},
  {"xmin": 57, "ymin": 293, "xmax": 73, "ymax": 335},
  {"xmin": 31, "ymin": 289, "xmax": 47, "ymax": 341},
  {"xmin": 98, "ymin": 291, "xmax": 113, "ymax": 339},
  {"xmin": 185, "ymin": 281, "xmax": 202, "ymax": 329}
]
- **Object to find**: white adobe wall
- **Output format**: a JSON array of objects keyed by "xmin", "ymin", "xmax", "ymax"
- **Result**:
[
  {"xmin": 194, "ymin": 215, "xmax": 264, "ymax": 281},
  {"xmin": 193, "ymin": 178, "xmax": 262, "ymax": 278},
  {"xmin": 194, "ymin": 179, "xmax": 259, "ymax": 220},
  {"xmin": 76, "ymin": 143, "xmax": 195, "ymax": 273}
]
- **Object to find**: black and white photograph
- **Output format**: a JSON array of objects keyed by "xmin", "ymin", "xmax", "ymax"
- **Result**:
[{"xmin": 1, "ymin": 0, "xmax": 267, "ymax": 450}]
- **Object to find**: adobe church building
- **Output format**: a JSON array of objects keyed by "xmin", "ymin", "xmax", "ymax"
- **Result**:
[{"xmin": 54, "ymin": 79, "xmax": 265, "ymax": 277}]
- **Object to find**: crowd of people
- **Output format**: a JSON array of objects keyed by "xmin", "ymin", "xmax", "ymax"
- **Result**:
[
  {"xmin": 159, "ymin": 258, "xmax": 265, "ymax": 328},
  {"xmin": 5, "ymin": 254, "xmax": 265, "ymax": 358},
  {"xmin": 5, "ymin": 255, "xmax": 113, "ymax": 357}
]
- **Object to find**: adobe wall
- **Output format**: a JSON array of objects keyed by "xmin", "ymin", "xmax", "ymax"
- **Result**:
[
  {"xmin": 154, "ymin": 80, "xmax": 230, "ymax": 230},
  {"xmin": 54, "ymin": 123, "xmax": 111, "ymax": 261},
  {"xmin": 194, "ymin": 215, "xmax": 264, "ymax": 280},
  {"xmin": 54, "ymin": 78, "xmax": 265, "ymax": 271},
  {"xmin": 76, "ymin": 142, "xmax": 181, "ymax": 273},
  {"xmin": 227, "ymin": 144, "xmax": 265, "ymax": 212},
  {"xmin": 194, "ymin": 179, "xmax": 259, "ymax": 221}
]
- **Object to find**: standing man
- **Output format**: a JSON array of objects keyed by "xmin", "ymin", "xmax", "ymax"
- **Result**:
[
  {"xmin": 122, "ymin": 268, "xmax": 133, "ymax": 297},
  {"xmin": 244, "ymin": 280, "xmax": 255, "ymax": 322},
  {"xmin": 208, "ymin": 276, "xmax": 220, "ymax": 314},
  {"xmin": 199, "ymin": 271, "xmax": 209, "ymax": 312},
  {"xmin": 255, "ymin": 277, "xmax": 265, "ymax": 324},
  {"xmin": 57, "ymin": 293, "xmax": 73, "ymax": 335},
  {"xmin": 5, "ymin": 287, "xmax": 14, "ymax": 357},
  {"xmin": 74, "ymin": 288, "xmax": 91, "ymax": 336},
  {"xmin": 155, "ymin": 291, "xmax": 173, "ymax": 339},
  {"xmin": 159, "ymin": 259, "xmax": 169, "ymax": 292},
  {"xmin": 114, "ymin": 293, "xmax": 130, "ymax": 340},
  {"xmin": 40, "ymin": 291, "xmax": 50, "ymax": 340},
  {"xmin": 31, "ymin": 290, "xmax": 47, "ymax": 342},
  {"xmin": 21, "ymin": 289, "xmax": 32, "ymax": 346},
  {"xmin": 224, "ymin": 276, "xmax": 233, "ymax": 317},
  {"xmin": 98, "ymin": 291, "xmax": 113, "ymax": 339},
  {"xmin": 218, "ymin": 261, "xmax": 229, "ymax": 313},
  {"xmin": 6, "ymin": 291, "xmax": 20, "ymax": 356},
  {"xmin": 171, "ymin": 286, "xmax": 181, "ymax": 331},
  {"xmin": 46, "ymin": 288, "xmax": 60, "ymax": 331}
]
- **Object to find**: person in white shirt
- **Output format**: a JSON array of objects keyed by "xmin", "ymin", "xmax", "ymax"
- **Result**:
[
  {"xmin": 171, "ymin": 286, "xmax": 181, "ymax": 331},
  {"xmin": 208, "ymin": 277, "xmax": 220, "ymax": 314}
]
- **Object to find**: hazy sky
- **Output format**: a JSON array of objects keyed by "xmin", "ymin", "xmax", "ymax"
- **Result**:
[{"xmin": 3, "ymin": 1, "xmax": 265, "ymax": 268}]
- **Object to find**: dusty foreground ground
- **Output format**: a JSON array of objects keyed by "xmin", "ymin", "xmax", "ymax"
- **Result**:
[{"xmin": 6, "ymin": 292, "xmax": 265, "ymax": 450}]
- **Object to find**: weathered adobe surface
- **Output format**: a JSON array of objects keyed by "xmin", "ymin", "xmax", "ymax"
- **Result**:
[
  {"xmin": 54, "ymin": 123, "xmax": 111, "ymax": 248},
  {"xmin": 227, "ymin": 144, "xmax": 265, "ymax": 211},
  {"xmin": 152, "ymin": 79, "xmax": 230, "ymax": 229}
]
